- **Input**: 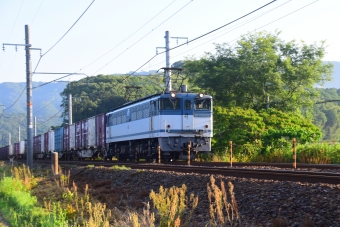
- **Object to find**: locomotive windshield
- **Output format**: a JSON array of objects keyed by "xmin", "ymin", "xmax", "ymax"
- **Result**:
[
  {"xmin": 159, "ymin": 98, "xmax": 181, "ymax": 110},
  {"xmin": 194, "ymin": 99, "xmax": 211, "ymax": 110}
]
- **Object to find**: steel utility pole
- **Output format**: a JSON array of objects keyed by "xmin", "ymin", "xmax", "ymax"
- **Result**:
[
  {"xmin": 165, "ymin": 31, "xmax": 171, "ymax": 92},
  {"xmin": 34, "ymin": 116, "xmax": 37, "ymax": 136},
  {"xmin": 3, "ymin": 25, "xmax": 41, "ymax": 169},
  {"xmin": 25, "ymin": 25, "xmax": 34, "ymax": 169},
  {"xmin": 156, "ymin": 31, "xmax": 187, "ymax": 93},
  {"xmin": 68, "ymin": 94, "xmax": 72, "ymax": 125},
  {"xmin": 18, "ymin": 127, "xmax": 20, "ymax": 141}
]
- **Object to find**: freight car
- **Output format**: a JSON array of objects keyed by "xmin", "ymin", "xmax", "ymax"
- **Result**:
[{"xmin": 0, "ymin": 89, "xmax": 213, "ymax": 162}]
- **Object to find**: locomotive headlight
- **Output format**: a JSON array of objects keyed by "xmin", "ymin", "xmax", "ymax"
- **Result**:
[
  {"xmin": 170, "ymin": 92, "xmax": 176, "ymax": 98},
  {"xmin": 197, "ymin": 93, "xmax": 204, "ymax": 98}
]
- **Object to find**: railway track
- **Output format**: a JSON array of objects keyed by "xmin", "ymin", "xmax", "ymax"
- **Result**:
[{"xmin": 17, "ymin": 160, "xmax": 340, "ymax": 184}]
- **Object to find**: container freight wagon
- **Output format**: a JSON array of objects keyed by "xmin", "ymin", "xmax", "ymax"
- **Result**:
[
  {"xmin": 75, "ymin": 121, "xmax": 82, "ymax": 152},
  {"xmin": 47, "ymin": 131, "xmax": 54, "ymax": 159},
  {"xmin": 8, "ymin": 144, "xmax": 14, "ymax": 158},
  {"xmin": 19, "ymin": 141, "xmax": 25, "ymax": 159},
  {"xmin": 41, "ymin": 135, "xmax": 44, "ymax": 155},
  {"xmin": 44, "ymin": 132, "xmax": 49, "ymax": 154},
  {"xmin": 0, "ymin": 146, "xmax": 7, "ymax": 159},
  {"xmin": 76, "ymin": 117, "xmax": 96, "ymax": 159},
  {"xmin": 14, "ymin": 142, "xmax": 20, "ymax": 157},
  {"xmin": 54, "ymin": 127, "xmax": 64, "ymax": 158},
  {"xmin": 33, "ymin": 135, "xmax": 43, "ymax": 159},
  {"xmin": 95, "ymin": 113, "xmax": 106, "ymax": 157}
]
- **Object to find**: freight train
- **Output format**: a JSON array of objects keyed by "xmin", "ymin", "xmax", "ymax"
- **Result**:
[{"xmin": 0, "ymin": 88, "xmax": 213, "ymax": 162}]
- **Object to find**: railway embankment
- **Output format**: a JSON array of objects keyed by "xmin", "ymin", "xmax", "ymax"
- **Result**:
[{"xmin": 65, "ymin": 165, "xmax": 340, "ymax": 226}]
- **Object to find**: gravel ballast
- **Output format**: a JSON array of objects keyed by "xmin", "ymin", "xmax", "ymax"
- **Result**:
[{"xmin": 69, "ymin": 166, "xmax": 340, "ymax": 226}]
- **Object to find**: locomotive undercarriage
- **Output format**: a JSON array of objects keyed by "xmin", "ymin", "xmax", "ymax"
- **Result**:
[{"xmin": 105, "ymin": 136, "xmax": 211, "ymax": 162}]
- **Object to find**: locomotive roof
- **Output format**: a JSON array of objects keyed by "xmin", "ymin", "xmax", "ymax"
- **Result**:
[{"xmin": 109, "ymin": 92, "xmax": 212, "ymax": 112}]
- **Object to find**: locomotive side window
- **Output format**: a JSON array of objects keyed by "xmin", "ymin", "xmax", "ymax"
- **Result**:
[
  {"xmin": 159, "ymin": 98, "xmax": 181, "ymax": 110},
  {"xmin": 185, "ymin": 100, "xmax": 191, "ymax": 110},
  {"xmin": 194, "ymin": 99, "xmax": 211, "ymax": 110}
]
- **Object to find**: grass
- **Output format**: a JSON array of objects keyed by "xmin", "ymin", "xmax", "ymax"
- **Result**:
[
  {"xmin": 0, "ymin": 161, "xmax": 320, "ymax": 226},
  {"xmin": 210, "ymin": 142, "xmax": 340, "ymax": 164},
  {"xmin": 110, "ymin": 165, "xmax": 131, "ymax": 170}
]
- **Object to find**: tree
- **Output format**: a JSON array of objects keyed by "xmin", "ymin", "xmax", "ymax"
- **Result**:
[
  {"xmin": 184, "ymin": 31, "xmax": 333, "ymax": 112},
  {"xmin": 213, "ymin": 106, "xmax": 322, "ymax": 154},
  {"xmin": 60, "ymin": 74, "xmax": 167, "ymax": 123}
]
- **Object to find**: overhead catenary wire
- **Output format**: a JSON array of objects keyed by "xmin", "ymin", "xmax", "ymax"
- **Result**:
[
  {"xmin": 118, "ymin": 0, "xmax": 279, "ymax": 84},
  {"xmin": 79, "ymin": 0, "xmax": 178, "ymax": 72},
  {"xmin": 141, "ymin": 0, "xmax": 318, "ymax": 72},
  {"xmin": 33, "ymin": 0, "xmax": 96, "ymax": 73},
  {"xmin": 31, "ymin": 0, "xmax": 44, "ymax": 25},
  {"xmin": 90, "ymin": 0, "xmax": 194, "ymax": 76},
  {"xmin": 32, "ymin": 0, "xmax": 278, "ymax": 90},
  {"xmin": 140, "ymin": 0, "xmax": 292, "ymax": 71}
]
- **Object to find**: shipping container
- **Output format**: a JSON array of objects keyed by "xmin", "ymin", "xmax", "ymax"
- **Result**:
[
  {"xmin": 0, "ymin": 146, "xmax": 7, "ymax": 159},
  {"xmin": 33, "ymin": 135, "xmax": 42, "ymax": 154},
  {"xmin": 48, "ymin": 131, "xmax": 55, "ymax": 151},
  {"xmin": 88, "ymin": 117, "xmax": 96, "ymax": 148},
  {"xmin": 8, "ymin": 144, "xmax": 13, "ymax": 156},
  {"xmin": 19, "ymin": 141, "xmax": 25, "ymax": 155},
  {"xmin": 41, "ymin": 135, "xmax": 44, "ymax": 152},
  {"xmin": 14, "ymin": 142, "xmax": 20, "ymax": 156},
  {"xmin": 63, "ymin": 125, "xmax": 70, "ymax": 151},
  {"xmin": 54, "ymin": 127, "xmax": 64, "ymax": 152},
  {"xmin": 81, "ymin": 119, "xmax": 88, "ymax": 148},
  {"xmin": 70, "ymin": 124, "xmax": 75, "ymax": 150},
  {"xmin": 96, "ymin": 113, "xmax": 106, "ymax": 148},
  {"xmin": 75, "ymin": 121, "xmax": 82, "ymax": 149},
  {"xmin": 44, "ymin": 132, "xmax": 49, "ymax": 153}
]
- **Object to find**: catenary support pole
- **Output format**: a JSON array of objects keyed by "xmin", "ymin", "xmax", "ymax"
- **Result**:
[
  {"xmin": 25, "ymin": 25, "xmax": 33, "ymax": 170},
  {"xmin": 8, "ymin": 133, "xmax": 11, "ymax": 145},
  {"xmin": 68, "ymin": 93, "xmax": 72, "ymax": 125},
  {"xmin": 165, "ymin": 31, "xmax": 171, "ymax": 92},
  {"xmin": 34, "ymin": 116, "xmax": 36, "ymax": 136},
  {"xmin": 18, "ymin": 127, "xmax": 20, "ymax": 141}
]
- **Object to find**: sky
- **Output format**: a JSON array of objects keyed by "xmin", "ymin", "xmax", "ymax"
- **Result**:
[{"xmin": 0, "ymin": 0, "xmax": 339, "ymax": 84}]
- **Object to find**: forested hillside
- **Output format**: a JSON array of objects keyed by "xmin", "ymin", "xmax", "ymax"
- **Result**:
[{"xmin": 0, "ymin": 82, "xmax": 66, "ymax": 145}]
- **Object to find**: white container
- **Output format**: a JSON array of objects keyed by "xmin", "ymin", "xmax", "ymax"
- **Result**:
[
  {"xmin": 8, "ymin": 144, "xmax": 14, "ymax": 156},
  {"xmin": 19, "ymin": 141, "xmax": 25, "ymax": 154},
  {"xmin": 70, "ymin": 124, "xmax": 75, "ymax": 150},
  {"xmin": 48, "ymin": 131, "xmax": 55, "ymax": 152},
  {"xmin": 88, "ymin": 117, "xmax": 96, "ymax": 148},
  {"xmin": 40, "ymin": 135, "xmax": 44, "ymax": 152}
]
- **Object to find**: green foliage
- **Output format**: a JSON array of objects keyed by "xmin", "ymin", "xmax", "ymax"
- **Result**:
[
  {"xmin": 213, "ymin": 106, "xmax": 322, "ymax": 155},
  {"xmin": 109, "ymin": 165, "xmax": 131, "ymax": 170},
  {"xmin": 149, "ymin": 184, "xmax": 198, "ymax": 227},
  {"xmin": 184, "ymin": 31, "xmax": 333, "ymax": 112},
  {"xmin": 0, "ymin": 177, "xmax": 68, "ymax": 227},
  {"xmin": 313, "ymin": 88, "xmax": 340, "ymax": 141},
  {"xmin": 60, "ymin": 74, "xmax": 166, "ymax": 123}
]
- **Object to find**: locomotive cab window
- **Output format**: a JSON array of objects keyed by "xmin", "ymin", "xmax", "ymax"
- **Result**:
[
  {"xmin": 194, "ymin": 99, "xmax": 211, "ymax": 110},
  {"xmin": 159, "ymin": 98, "xmax": 181, "ymax": 110},
  {"xmin": 185, "ymin": 100, "xmax": 191, "ymax": 110}
]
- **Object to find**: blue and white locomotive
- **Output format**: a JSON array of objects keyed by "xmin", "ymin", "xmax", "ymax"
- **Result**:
[{"xmin": 105, "ymin": 86, "xmax": 213, "ymax": 161}]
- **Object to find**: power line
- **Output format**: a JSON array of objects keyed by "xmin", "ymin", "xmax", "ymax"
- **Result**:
[
  {"xmin": 31, "ymin": 0, "xmax": 277, "ymax": 90},
  {"xmin": 31, "ymin": 0, "xmax": 44, "ymax": 25},
  {"xmin": 121, "ymin": 0, "xmax": 278, "ymax": 83},
  {"xmin": 33, "ymin": 0, "xmax": 96, "ymax": 72},
  {"xmin": 7, "ymin": 0, "xmax": 24, "ymax": 42},
  {"xmin": 39, "ymin": 107, "xmax": 65, "ymax": 124},
  {"xmin": 90, "ymin": 0, "xmax": 193, "ymax": 76},
  {"xmin": 142, "ymin": 0, "xmax": 317, "ymax": 72},
  {"xmin": 79, "ymin": 0, "xmax": 177, "ymax": 72}
]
